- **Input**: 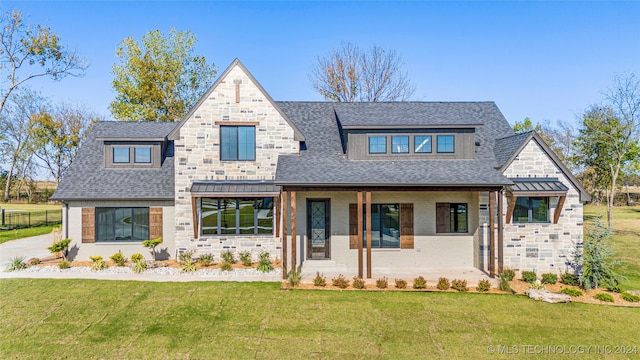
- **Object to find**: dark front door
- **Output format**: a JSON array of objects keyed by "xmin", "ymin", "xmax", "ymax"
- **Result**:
[{"xmin": 307, "ymin": 199, "xmax": 330, "ymax": 259}]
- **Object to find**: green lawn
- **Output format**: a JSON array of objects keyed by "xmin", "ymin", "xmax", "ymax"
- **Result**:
[
  {"xmin": 0, "ymin": 203, "xmax": 61, "ymax": 211},
  {"xmin": 0, "ymin": 225, "xmax": 59, "ymax": 244},
  {"xmin": 0, "ymin": 279, "xmax": 638, "ymax": 359}
]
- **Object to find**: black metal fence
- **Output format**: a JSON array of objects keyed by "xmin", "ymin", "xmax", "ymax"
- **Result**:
[{"xmin": 0, "ymin": 209, "xmax": 62, "ymax": 230}]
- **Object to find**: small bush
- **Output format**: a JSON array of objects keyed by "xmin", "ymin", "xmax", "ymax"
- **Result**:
[
  {"xmin": 594, "ymin": 292, "xmax": 614, "ymax": 303},
  {"xmin": 257, "ymin": 251, "xmax": 273, "ymax": 273},
  {"xmin": 376, "ymin": 277, "xmax": 388, "ymax": 289},
  {"xmin": 395, "ymin": 279, "xmax": 407, "ymax": 289},
  {"xmin": 501, "ymin": 269, "xmax": 515, "ymax": 281},
  {"xmin": 560, "ymin": 272, "xmax": 579, "ymax": 286},
  {"xmin": 521, "ymin": 271, "xmax": 537, "ymax": 283},
  {"xmin": 181, "ymin": 258, "xmax": 197, "ymax": 273},
  {"xmin": 499, "ymin": 273, "xmax": 512, "ymax": 293},
  {"xmin": 451, "ymin": 279, "xmax": 468, "ymax": 292},
  {"xmin": 58, "ymin": 260, "xmax": 70, "ymax": 269},
  {"xmin": 529, "ymin": 280, "xmax": 545, "ymax": 290},
  {"xmin": 7, "ymin": 256, "xmax": 27, "ymax": 271},
  {"xmin": 332, "ymin": 274, "xmax": 349, "ymax": 289},
  {"xmin": 198, "ymin": 253, "xmax": 213, "ymax": 267},
  {"xmin": 287, "ymin": 269, "xmax": 301, "ymax": 287},
  {"xmin": 132, "ymin": 259, "xmax": 147, "ymax": 274},
  {"xmin": 48, "ymin": 238, "xmax": 71, "ymax": 260},
  {"xmin": 621, "ymin": 292, "xmax": 640, "ymax": 303},
  {"xmin": 413, "ymin": 276, "xmax": 427, "ymax": 289},
  {"xmin": 313, "ymin": 272, "xmax": 327, "ymax": 287},
  {"xmin": 131, "ymin": 253, "xmax": 144, "ymax": 262},
  {"xmin": 605, "ymin": 284, "xmax": 621, "ymax": 293},
  {"xmin": 239, "ymin": 251, "xmax": 252, "ymax": 266},
  {"xmin": 436, "ymin": 277, "xmax": 450, "ymax": 291},
  {"xmin": 27, "ymin": 258, "xmax": 41, "ymax": 266},
  {"xmin": 110, "ymin": 251, "xmax": 126, "ymax": 267},
  {"xmin": 220, "ymin": 262, "xmax": 233, "ymax": 271},
  {"xmin": 352, "ymin": 277, "xmax": 366, "ymax": 289},
  {"xmin": 561, "ymin": 288, "xmax": 583, "ymax": 297},
  {"xmin": 221, "ymin": 250, "xmax": 235, "ymax": 264},
  {"xmin": 179, "ymin": 250, "xmax": 195, "ymax": 263},
  {"xmin": 477, "ymin": 279, "xmax": 491, "ymax": 293},
  {"xmin": 541, "ymin": 273, "xmax": 558, "ymax": 285},
  {"xmin": 90, "ymin": 256, "xmax": 108, "ymax": 271}
]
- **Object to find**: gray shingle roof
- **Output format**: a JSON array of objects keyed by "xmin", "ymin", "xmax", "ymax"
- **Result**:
[
  {"xmin": 50, "ymin": 122, "xmax": 176, "ymax": 201},
  {"xmin": 493, "ymin": 131, "xmax": 533, "ymax": 169}
]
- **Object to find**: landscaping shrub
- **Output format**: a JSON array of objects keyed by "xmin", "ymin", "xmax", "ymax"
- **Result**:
[
  {"xmin": 352, "ymin": 277, "xmax": 365, "ymax": 289},
  {"xmin": 500, "ymin": 269, "xmax": 515, "ymax": 281},
  {"xmin": 313, "ymin": 272, "xmax": 326, "ymax": 287},
  {"xmin": 561, "ymin": 288, "xmax": 583, "ymax": 297},
  {"xmin": 529, "ymin": 280, "xmax": 545, "ymax": 290},
  {"xmin": 621, "ymin": 292, "xmax": 640, "ymax": 303},
  {"xmin": 131, "ymin": 253, "xmax": 144, "ymax": 262},
  {"xmin": 436, "ymin": 277, "xmax": 450, "ymax": 290},
  {"xmin": 142, "ymin": 237, "xmax": 162, "ymax": 261},
  {"xmin": 256, "ymin": 251, "xmax": 273, "ymax": 273},
  {"xmin": 221, "ymin": 250, "xmax": 235, "ymax": 264},
  {"xmin": 605, "ymin": 284, "xmax": 621, "ymax": 293},
  {"xmin": 181, "ymin": 258, "xmax": 197, "ymax": 273},
  {"xmin": 541, "ymin": 273, "xmax": 558, "ymax": 284},
  {"xmin": 413, "ymin": 276, "xmax": 427, "ymax": 289},
  {"xmin": 287, "ymin": 269, "xmax": 301, "ymax": 287},
  {"xmin": 451, "ymin": 279, "xmax": 468, "ymax": 292},
  {"xmin": 560, "ymin": 272, "xmax": 579, "ymax": 286},
  {"xmin": 110, "ymin": 251, "xmax": 126, "ymax": 267},
  {"xmin": 58, "ymin": 260, "xmax": 70, "ymax": 269},
  {"xmin": 179, "ymin": 250, "xmax": 195, "ymax": 263},
  {"xmin": 376, "ymin": 277, "xmax": 388, "ymax": 289},
  {"xmin": 198, "ymin": 253, "xmax": 213, "ymax": 266},
  {"xmin": 499, "ymin": 273, "xmax": 512, "ymax": 293},
  {"xmin": 332, "ymin": 274, "xmax": 349, "ymax": 289},
  {"xmin": 48, "ymin": 238, "xmax": 71, "ymax": 261},
  {"xmin": 239, "ymin": 251, "xmax": 252, "ymax": 266},
  {"xmin": 90, "ymin": 255, "xmax": 108, "ymax": 271},
  {"xmin": 132, "ymin": 259, "xmax": 147, "ymax": 273},
  {"xmin": 220, "ymin": 262, "xmax": 233, "ymax": 271},
  {"xmin": 7, "ymin": 256, "xmax": 27, "ymax": 271},
  {"xmin": 594, "ymin": 293, "xmax": 614, "ymax": 303},
  {"xmin": 395, "ymin": 279, "xmax": 407, "ymax": 289},
  {"xmin": 477, "ymin": 279, "xmax": 491, "ymax": 293},
  {"xmin": 521, "ymin": 271, "xmax": 537, "ymax": 283},
  {"xmin": 580, "ymin": 218, "xmax": 625, "ymax": 290}
]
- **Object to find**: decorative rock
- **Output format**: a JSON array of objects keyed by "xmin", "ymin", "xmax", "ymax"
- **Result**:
[{"xmin": 525, "ymin": 288, "xmax": 572, "ymax": 303}]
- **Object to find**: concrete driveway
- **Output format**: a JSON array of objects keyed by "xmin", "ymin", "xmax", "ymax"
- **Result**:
[{"xmin": 0, "ymin": 233, "xmax": 54, "ymax": 269}]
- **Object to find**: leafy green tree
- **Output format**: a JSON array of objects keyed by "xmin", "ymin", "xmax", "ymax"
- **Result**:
[
  {"xmin": 309, "ymin": 42, "xmax": 415, "ymax": 102},
  {"xmin": 512, "ymin": 117, "xmax": 543, "ymax": 134},
  {"xmin": 110, "ymin": 28, "xmax": 217, "ymax": 122},
  {"xmin": 0, "ymin": 10, "xmax": 87, "ymax": 113}
]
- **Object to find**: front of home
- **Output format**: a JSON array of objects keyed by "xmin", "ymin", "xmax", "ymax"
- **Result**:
[{"xmin": 52, "ymin": 59, "xmax": 590, "ymax": 279}]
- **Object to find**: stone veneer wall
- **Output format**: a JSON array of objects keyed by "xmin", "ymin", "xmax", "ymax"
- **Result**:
[
  {"xmin": 173, "ymin": 64, "xmax": 299, "ymax": 259},
  {"xmin": 501, "ymin": 140, "xmax": 583, "ymax": 274}
]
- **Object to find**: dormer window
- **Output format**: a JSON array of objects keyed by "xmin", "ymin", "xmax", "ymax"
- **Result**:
[
  {"xmin": 105, "ymin": 142, "xmax": 161, "ymax": 168},
  {"xmin": 391, "ymin": 136, "xmax": 409, "ymax": 154},
  {"xmin": 134, "ymin": 147, "xmax": 152, "ymax": 163},
  {"xmin": 414, "ymin": 136, "xmax": 432, "ymax": 153},
  {"xmin": 368, "ymin": 136, "xmax": 387, "ymax": 154},
  {"xmin": 437, "ymin": 135, "xmax": 455, "ymax": 153},
  {"xmin": 113, "ymin": 147, "xmax": 130, "ymax": 163}
]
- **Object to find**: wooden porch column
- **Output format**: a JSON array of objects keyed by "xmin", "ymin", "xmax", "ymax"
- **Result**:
[
  {"xmin": 282, "ymin": 191, "xmax": 288, "ymax": 279},
  {"xmin": 291, "ymin": 191, "xmax": 297, "ymax": 272},
  {"xmin": 366, "ymin": 191, "xmax": 372, "ymax": 279},
  {"xmin": 497, "ymin": 190, "xmax": 504, "ymax": 274},
  {"xmin": 357, "ymin": 191, "xmax": 363, "ymax": 278},
  {"xmin": 489, "ymin": 191, "xmax": 496, "ymax": 278}
]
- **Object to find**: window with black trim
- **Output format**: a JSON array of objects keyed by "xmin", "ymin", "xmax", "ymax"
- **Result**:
[
  {"xmin": 113, "ymin": 147, "xmax": 130, "ymax": 163},
  {"xmin": 96, "ymin": 207, "xmax": 149, "ymax": 241},
  {"xmin": 201, "ymin": 198, "xmax": 273, "ymax": 235},
  {"xmin": 134, "ymin": 147, "xmax": 152, "ymax": 163},
  {"xmin": 414, "ymin": 135, "xmax": 432, "ymax": 153},
  {"xmin": 369, "ymin": 136, "xmax": 387, "ymax": 154},
  {"xmin": 391, "ymin": 136, "xmax": 409, "ymax": 153},
  {"xmin": 436, "ymin": 202, "xmax": 467, "ymax": 233},
  {"xmin": 437, "ymin": 135, "xmax": 455, "ymax": 153},
  {"xmin": 362, "ymin": 204, "xmax": 400, "ymax": 248},
  {"xmin": 513, "ymin": 197, "xmax": 549, "ymax": 223},
  {"xmin": 220, "ymin": 126, "xmax": 255, "ymax": 161}
]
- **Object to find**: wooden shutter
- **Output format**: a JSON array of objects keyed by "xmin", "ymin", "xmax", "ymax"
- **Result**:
[
  {"xmin": 400, "ymin": 203, "xmax": 414, "ymax": 249},
  {"xmin": 149, "ymin": 207, "xmax": 163, "ymax": 239},
  {"xmin": 436, "ymin": 203, "xmax": 450, "ymax": 234},
  {"xmin": 349, "ymin": 203, "xmax": 358, "ymax": 249},
  {"xmin": 82, "ymin": 208, "xmax": 95, "ymax": 243}
]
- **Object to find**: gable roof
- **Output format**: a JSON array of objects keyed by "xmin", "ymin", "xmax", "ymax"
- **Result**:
[
  {"xmin": 495, "ymin": 131, "xmax": 591, "ymax": 202},
  {"xmin": 168, "ymin": 58, "xmax": 304, "ymax": 141},
  {"xmin": 50, "ymin": 121, "xmax": 176, "ymax": 201}
]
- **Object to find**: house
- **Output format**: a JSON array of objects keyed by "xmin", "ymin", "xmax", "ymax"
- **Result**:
[{"xmin": 51, "ymin": 59, "xmax": 590, "ymax": 279}]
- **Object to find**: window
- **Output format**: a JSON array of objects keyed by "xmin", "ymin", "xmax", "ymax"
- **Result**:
[
  {"xmin": 513, "ymin": 197, "xmax": 549, "ymax": 223},
  {"xmin": 220, "ymin": 126, "xmax": 255, "ymax": 161},
  {"xmin": 391, "ymin": 136, "xmax": 409, "ymax": 153},
  {"xmin": 414, "ymin": 135, "xmax": 432, "ymax": 153},
  {"xmin": 134, "ymin": 147, "xmax": 152, "ymax": 163},
  {"xmin": 113, "ymin": 148, "xmax": 130, "ymax": 163},
  {"xmin": 436, "ymin": 202, "xmax": 468, "ymax": 233},
  {"xmin": 96, "ymin": 208, "xmax": 149, "ymax": 241},
  {"xmin": 369, "ymin": 136, "xmax": 387, "ymax": 154},
  {"xmin": 201, "ymin": 198, "xmax": 273, "ymax": 235},
  {"xmin": 362, "ymin": 204, "xmax": 400, "ymax": 248},
  {"xmin": 437, "ymin": 135, "xmax": 455, "ymax": 153}
]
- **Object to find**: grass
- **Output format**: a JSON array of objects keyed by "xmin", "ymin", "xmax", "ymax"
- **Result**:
[
  {"xmin": 0, "ymin": 203, "xmax": 61, "ymax": 211},
  {"xmin": 584, "ymin": 205, "xmax": 640, "ymax": 291},
  {"xmin": 0, "ymin": 225, "xmax": 58, "ymax": 244},
  {"xmin": 0, "ymin": 279, "xmax": 639, "ymax": 359}
]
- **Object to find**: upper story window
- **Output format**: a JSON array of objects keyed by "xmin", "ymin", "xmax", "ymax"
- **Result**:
[
  {"xmin": 105, "ymin": 142, "xmax": 161, "ymax": 168},
  {"xmin": 369, "ymin": 136, "xmax": 387, "ymax": 154},
  {"xmin": 221, "ymin": 126, "xmax": 255, "ymax": 161},
  {"xmin": 391, "ymin": 136, "xmax": 409, "ymax": 154},
  {"xmin": 437, "ymin": 135, "xmax": 455, "ymax": 153},
  {"xmin": 134, "ymin": 147, "xmax": 152, "ymax": 163},
  {"xmin": 113, "ymin": 147, "xmax": 130, "ymax": 163},
  {"xmin": 513, "ymin": 197, "xmax": 549, "ymax": 223},
  {"xmin": 414, "ymin": 135, "xmax": 432, "ymax": 153}
]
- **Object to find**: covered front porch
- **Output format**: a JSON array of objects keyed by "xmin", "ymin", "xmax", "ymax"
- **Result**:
[{"xmin": 279, "ymin": 187, "xmax": 506, "ymax": 281}]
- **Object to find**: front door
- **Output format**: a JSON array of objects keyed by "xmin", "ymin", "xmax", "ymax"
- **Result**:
[{"xmin": 307, "ymin": 199, "xmax": 330, "ymax": 259}]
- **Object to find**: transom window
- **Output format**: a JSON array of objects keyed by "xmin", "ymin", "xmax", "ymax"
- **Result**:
[
  {"xmin": 201, "ymin": 197, "xmax": 273, "ymax": 235},
  {"xmin": 414, "ymin": 135, "xmax": 432, "ymax": 153},
  {"xmin": 391, "ymin": 136, "xmax": 409, "ymax": 153},
  {"xmin": 221, "ymin": 126, "xmax": 256, "ymax": 161},
  {"xmin": 96, "ymin": 207, "xmax": 149, "ymax": 241},
  {"xmin": 369, "ymin": 136, "xmax": 387, "ymax": 154},
  {"xmin": 437, "ymin": 135, "xmax": 455, "ymax": 153},
  {"xmin": 362, "ymin": 204, "xmax": 400, "ymax": 248},
  {"xmin": 513, "ymin": 197, "xmax": 549, "ymax": 223},
  {"xmin": 113, "ymin": 148, "xmax": 130, "ymax": 163}
]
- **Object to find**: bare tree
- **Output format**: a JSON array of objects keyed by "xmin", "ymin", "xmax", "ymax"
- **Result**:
[
  {"xmin": 309, "ymin": 42, "xmax": 415, "ymax": 102},
  {"xmin": 0, "ymin": 10, "xmax": 87, "ymax": 113}
]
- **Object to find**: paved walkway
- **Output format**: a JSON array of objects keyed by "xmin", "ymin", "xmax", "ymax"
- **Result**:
[{"xmin": 0, "ymin": 233, "xmax": 54, "ymax": 269}]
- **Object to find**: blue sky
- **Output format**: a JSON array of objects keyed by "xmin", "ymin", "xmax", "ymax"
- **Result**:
[{"xmin": 3, "ymin": 1, "xmax": 639, "ymax": 128}]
